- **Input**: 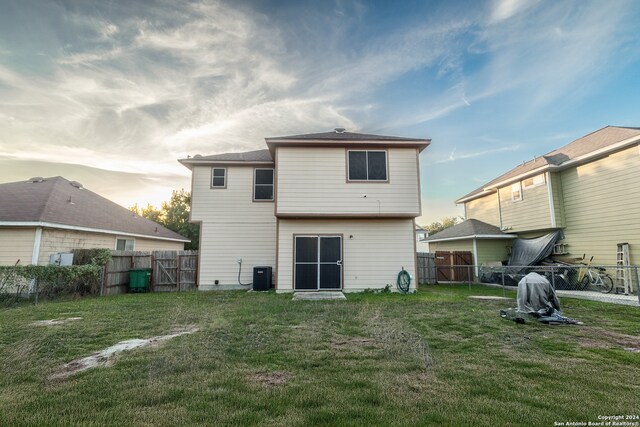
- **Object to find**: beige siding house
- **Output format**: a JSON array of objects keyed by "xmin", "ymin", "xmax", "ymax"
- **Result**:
[
  {"xmin": 455, "ymin": 126, "xmax": 640, "ymax": 266},
  {"xmin": 0, "ymin": 177, "xmax": 188, "ymax": 266},
  {"xmin": 180, "ymin": 129, "xmax": 430, "ymax": 292}
]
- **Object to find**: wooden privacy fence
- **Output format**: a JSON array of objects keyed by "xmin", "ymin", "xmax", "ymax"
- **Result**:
[
  {"xmin": 435, "ymin": 251, "xmax": 473, "ymax": 282},
  {"xmin": 417, "ymin": 253, "xmax": 437, "ymax": 284},
  {"xmin": 75, "ymin": 250, "xmax": 198, "ymax": 295}
]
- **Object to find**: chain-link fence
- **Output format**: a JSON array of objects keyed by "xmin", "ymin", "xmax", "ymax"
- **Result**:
[
  {"xmin": 0, "ymin": 264, "xmax": 104, "ymax": 306},
  {"xmin": 436, "ymin": 264, "xmax": 640, "ymax": 306}
]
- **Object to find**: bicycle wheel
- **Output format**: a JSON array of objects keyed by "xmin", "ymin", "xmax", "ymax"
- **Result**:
[
  {"xmin": 599, "ymin": 275, "xmax": 614, "ymax": 294},
  {"xmin": 578, "ymin": 275, "xmax": 591, "ymax": 291}
]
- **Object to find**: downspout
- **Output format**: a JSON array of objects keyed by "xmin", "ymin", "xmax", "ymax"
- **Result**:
[
  {"xmin": 31, "ymin": 227, "xmax": 42, "ymax": 265},
  {"xmin": 29, "ymin": 227, "xmax": 43, "ymax": 294},
  {"xmin": 546, "ymin": 172, "xmax": 556, "ymax": 228},
  {"xmin": 472, "ymin": 238, "xmax": 479, "ymax": 279},
  {"xmin": 496, "ymin": 189, "xmax": 503, "ymax": 229}
]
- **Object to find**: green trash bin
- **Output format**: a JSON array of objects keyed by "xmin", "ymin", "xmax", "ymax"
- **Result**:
[{"xmin": 129, "ymin": 268, "xmax": 152, "ymax": 292}]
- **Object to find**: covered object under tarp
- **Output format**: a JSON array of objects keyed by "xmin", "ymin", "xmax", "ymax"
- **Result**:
[
  {"xmin": 516, "ymin": 272, "xmax": 561, "ymax": 316},
  {"xmin": 507, "ymin": 230, "xmax": 564, "ymax": 273}
]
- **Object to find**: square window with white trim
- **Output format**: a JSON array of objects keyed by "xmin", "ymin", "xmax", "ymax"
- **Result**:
[
  {"xmin": 116, "ymin": 238, "xmax": 134, "ymax": 251},
  {"xmin": 511, "ymin": 182, "xmax": 523, "ymax": 201}
]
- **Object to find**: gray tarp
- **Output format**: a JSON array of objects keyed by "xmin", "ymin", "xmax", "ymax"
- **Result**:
[
  {"xmin": 507, "ymin": 230, "xmax": 564, "ymax": 273},
  {"xmin": 516, "ymin": 272, "xmax": 561, "ymax": 316}
]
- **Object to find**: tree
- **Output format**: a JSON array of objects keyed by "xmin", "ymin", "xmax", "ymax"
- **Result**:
[
  {"xmin": 422, "ymin": 216, "xmax": 463, "ymax": 236},
  {"xmin": 130, "ymin": 190, "xmax": 199, "ymax": 250}
]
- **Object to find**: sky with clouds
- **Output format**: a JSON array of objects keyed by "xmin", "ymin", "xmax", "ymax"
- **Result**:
[{"xmin": 1, "ymin": 0, "xmax": 639, "ymax": 224}]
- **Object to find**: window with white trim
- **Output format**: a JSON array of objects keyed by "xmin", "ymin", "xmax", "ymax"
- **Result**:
[
  {"xmin": 116, "ymin": 238, "xmax": 134, "ymax": 251},
  {"xmin": 522, "ymin": 174, "xmax": 545, "ymax": 189},
  {"xmin": 348, "ymin": 150, "xmax": 387, "ymax": 181},
  {"xmin": 254, "ymin": 168, "xmax": 274, "ymax": 201},
  {"xmin": 211, "ymin": 168, "xmax": 226, "ymax": 188},
  {"xmin": 511, "ymin": 182, "xmax": 522, "ymax": 201}
]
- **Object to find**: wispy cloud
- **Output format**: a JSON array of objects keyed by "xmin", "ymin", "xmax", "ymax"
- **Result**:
[{"xmin": 428, "ymin": 144, "xmax": 521, "ymax": 165}]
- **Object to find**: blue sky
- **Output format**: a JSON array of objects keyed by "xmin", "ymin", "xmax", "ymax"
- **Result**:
[{"xmin": 1, "ymin": 0, "xmax": 639, "ymax": 224}]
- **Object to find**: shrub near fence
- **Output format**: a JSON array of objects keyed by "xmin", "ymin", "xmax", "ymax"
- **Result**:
[{"xmin": 0, "ymin": 264, "xmax": 104, "ymax": 306}]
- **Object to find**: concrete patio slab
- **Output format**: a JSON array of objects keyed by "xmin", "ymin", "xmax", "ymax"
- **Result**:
[{"xmin": 292, "ymin": 292, "xmax": 346, "ymax": 301}]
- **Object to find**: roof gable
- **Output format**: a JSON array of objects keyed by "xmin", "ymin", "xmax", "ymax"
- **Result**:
[
  {"xmin": 265, "ymin": 128, "xmax": 431, "ymax": 152},
  {"xmin": 424, "ymin": 219, "xmax": 515, "ymax": 242},
  {"xmin": 0, "ymin": 177, "xmax": 189, "ymax": 242}
]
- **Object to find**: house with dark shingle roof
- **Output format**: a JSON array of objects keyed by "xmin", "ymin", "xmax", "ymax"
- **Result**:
[
  {"xmin": 0, "ymin": 176, "xmax": 189, "ymax": 265},
  {"xmin": 179, "ymin": 128, "xmax": 430, "ymax": 292},
  {"xmin": 442, "ymin": 126, "xmax": 640, "ymax": 268}
]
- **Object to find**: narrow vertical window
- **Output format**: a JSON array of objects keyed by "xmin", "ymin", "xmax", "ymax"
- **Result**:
[
  {"xmin": 254, "ymin": 168, "xmax": 274, "ymax": 201},
  {"xmin": 511, "ymin": 182, "xmax": 523, "ymax": 201},
  {"xmin": 211, "ymin": 168, "xmax": 226, "ymax": 188},
  {"xmin": 348, "ymin": 150, "xmax": 387, "ymax": 181}
]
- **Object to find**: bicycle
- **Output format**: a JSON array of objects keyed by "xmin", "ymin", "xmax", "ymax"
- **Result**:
[{"xmin": 578, "ymin": 257, "xmax": 613, "ymax": 293}]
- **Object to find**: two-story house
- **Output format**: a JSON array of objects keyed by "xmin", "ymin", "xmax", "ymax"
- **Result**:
[
  {"xmin": 426, "ymin": 126, "xmax": 640, "ymax": 267},
  {"xmin": 179, "ymin": 129, "xmax": 430, "ymax": 292}
]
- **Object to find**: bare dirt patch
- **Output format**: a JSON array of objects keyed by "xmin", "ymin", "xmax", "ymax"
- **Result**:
[
  {"xmin": 468, "ymin": 296, "xmax": 513, "ymax": 301},
  {"xmin": 577, "ymin": 327, "xmax": 640, "ymax": 353},
  {"xmin": 331, "ymin": 335, "xmax": 376, "ymax": 350},
  {"xmin": 49, "ymin": 325, "xmax": 199, "ymax": 380},
  {"xmin": 33, "ymin": 317, "xmax": 83, "ymax": 326},
  {"xmin": 249, "ymin": 371, "xmax": 291, "ymax": 388}
]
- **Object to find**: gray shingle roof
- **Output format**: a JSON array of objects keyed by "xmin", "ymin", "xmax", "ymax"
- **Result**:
[
  {"xmin": 424, "ymin": 219, "xmax": 515, "ymax": 242},
  {"xmin": 183, "ymin": 149, "xmax": 273, "ymax": 163},
  {"xmin": 457, "ymin": 126, "xmax": 640, "ymax": 202},
  {"xmin": 0, "ymin": 177, "xmax": 189, "ymax": 242},
  {"xmin": 266, "ymin": 129, "xmax": 430, "ymax": 142}
]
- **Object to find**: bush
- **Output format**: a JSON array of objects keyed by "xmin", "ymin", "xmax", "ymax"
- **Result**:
[{"xmin": 0, "ymin": 249, "xmax": 111, "ymax": 305}]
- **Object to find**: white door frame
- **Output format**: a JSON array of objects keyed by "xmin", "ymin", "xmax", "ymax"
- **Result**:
[{"xmin": 294, "ymin": 234, "xmax": 343, "ymax": 291}]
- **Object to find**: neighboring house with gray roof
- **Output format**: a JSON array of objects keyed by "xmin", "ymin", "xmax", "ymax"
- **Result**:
[
  {"xmin": 453, "ymin": 126, "xmax": 640, "ymax": 267},
  {"xmin": 180, "ymin": 128, "xmax": 430, "ymax": 292},
  {"xmin": 0, "ymin": 176, "xmax": 189, "ymax": 266},
  {"xmin": 424, "ymin": 219, "xmax": 516, "ymax": 275}
]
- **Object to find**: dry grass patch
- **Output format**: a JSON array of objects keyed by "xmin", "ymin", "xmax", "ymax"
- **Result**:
[
  {"xmin": 249, "ymin": 371, "xmax": 292, "ymax": 388},
  {"xmin": 576, "ymin": 327, "xmax": 640, "ymax": 352}
]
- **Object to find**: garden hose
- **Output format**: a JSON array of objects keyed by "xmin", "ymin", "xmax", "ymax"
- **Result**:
[
  {"xmin": 397, "ymin": 268, "xmax": 411, "ymax": 293},
  {"xmin": 237, "ymin": 259, "xmax": 252, "ymax": 287}
]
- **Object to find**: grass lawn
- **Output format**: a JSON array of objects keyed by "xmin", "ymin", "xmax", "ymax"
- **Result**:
[{"xmin": 1, "ymin": 284, "xmax": 639, "ymax": 426}]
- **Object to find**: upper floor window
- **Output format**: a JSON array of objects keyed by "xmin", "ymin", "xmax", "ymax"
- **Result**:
[
  {"xmin": 511, "ymin": 182, "xmax": 523, "ymax": 202},
  {"xmin": 522, "ymin": 174, "xmax": 545, "ymax": 189},
  {"xmin": 348, "ymin": 150, "xmax": 387, "ymax": 181},
  {"xmin": 116, "ymin": 238, "xmax": 134, "ymax": 251},
  {"xmin": 254, "ymin": 168, "xmax": 274, "ymax": 201},
  {"xmin": 211, "ymin": 168, "xmax": 226, "ymax": 188}
]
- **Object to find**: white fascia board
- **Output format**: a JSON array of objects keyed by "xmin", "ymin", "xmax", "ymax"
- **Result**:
[
  {"xmin": 0, "ymin": 221, "xmax": 190, "ymax": 243},
  {"xmin": 426, "ymin": 234, "xmax": 517, "ymax": 243},
  {"xmin": 456, "ymin": 134, "xmax": 640, "ymax": 204}
]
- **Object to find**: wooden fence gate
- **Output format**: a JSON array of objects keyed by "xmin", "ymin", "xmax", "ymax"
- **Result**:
[
  {"xmin": 435, "ymin": 251, "xmax": 473, "ymax": 282},
  {"xmin": 153, "ymin": 250, "xmax": 198, "ymax": 292},
  {"xmin": 416, "ymin": 253, "xmax": 436, "ymax": 284}
]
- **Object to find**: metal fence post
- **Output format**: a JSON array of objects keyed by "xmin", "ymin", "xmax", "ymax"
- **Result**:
[
  {"xmin": 468, "ymin": 265, "xmax": 471, "ymax": 291},
  {"xmin": 551, "ymin": 267, "xmax": 556, "ymax": 291},
  {"xmin": 501, "ymin": 269, "xmax": 505, "ymax": 297},
  {"xmin": 635, "ymin": 266, "xmax": 640, "ymax": 306}
]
